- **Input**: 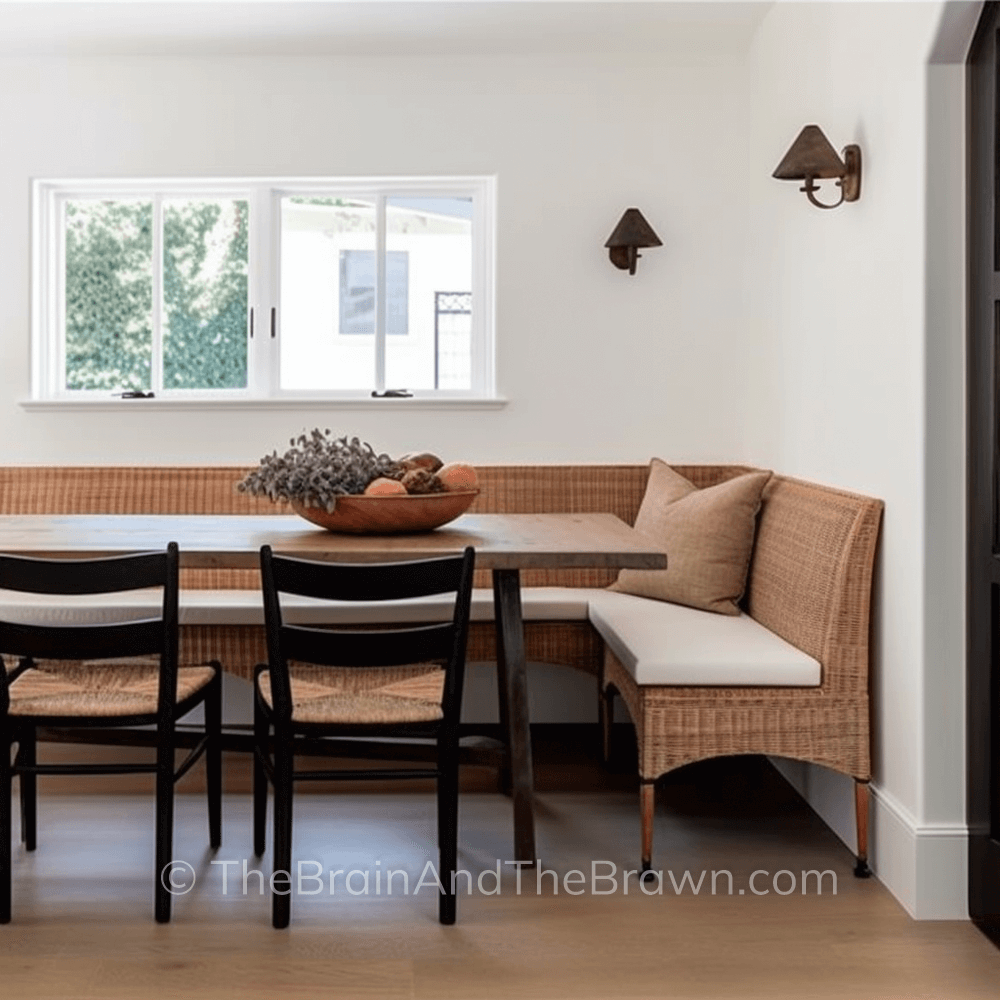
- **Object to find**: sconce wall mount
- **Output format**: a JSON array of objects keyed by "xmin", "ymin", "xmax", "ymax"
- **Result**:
[
  {"xmin": 605, "ymin": 208, "xmax": 662, "ymax": 275},
  {"xmin": 772, "ymin": 125, "xmax": 861, "ymax": 210}
]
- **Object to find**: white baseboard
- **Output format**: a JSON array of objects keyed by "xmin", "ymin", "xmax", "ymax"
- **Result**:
[
  {"xmin": 770, "ymin": 758, "xmax": 968, "ymax": 920},
  {"xmin": 871, "ymin": 784, "xmax": 968, "ymax": 919}
]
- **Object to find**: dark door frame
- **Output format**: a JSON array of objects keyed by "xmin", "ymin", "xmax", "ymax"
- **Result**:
[{"xmin": 968, "ymin": 0, "xmax": 1000, "ymax": 941}]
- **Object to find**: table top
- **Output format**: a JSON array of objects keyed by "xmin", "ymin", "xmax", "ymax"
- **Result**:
[{"xmin": 0, "ymin": 512, "xmax": 667, "ymax": 572}]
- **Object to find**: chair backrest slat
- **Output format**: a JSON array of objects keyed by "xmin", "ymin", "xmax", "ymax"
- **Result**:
[
  {"xmin": 280, "ymin": 622, "xmax": 455, "ymax": 669},
  {"xmin": 268, "ymin": 553, "xmax": 473, "ymax": 603},
  {"xmin": 0, "ymin": 618, "xmax": 165, "ymax": 662},
  {"xmin": 0, "ymin": 550, "xmax": 169, "ymax": 595}
]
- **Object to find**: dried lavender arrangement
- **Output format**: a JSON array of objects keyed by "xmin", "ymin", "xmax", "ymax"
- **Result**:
[{"xmin": 237, "ymin": 430, "xmax": 405, "ymax": 512}]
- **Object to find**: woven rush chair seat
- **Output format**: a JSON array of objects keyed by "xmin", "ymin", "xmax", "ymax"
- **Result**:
[
  {"xmin": 7, "ymin": 659, "xmax": 217, "ymax": 719},
  {"xmin": 256, "ymin": 662, "xmax": 445, "ymax": 726}
]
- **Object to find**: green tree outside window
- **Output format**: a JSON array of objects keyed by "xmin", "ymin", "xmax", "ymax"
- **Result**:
[{"xmin": 64, "ymin": 198, "xmax": 248, "ymax": 392}]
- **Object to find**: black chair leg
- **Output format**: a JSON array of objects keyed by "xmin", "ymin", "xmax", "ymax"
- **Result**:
[
  {"xmin": 437, "ymin": 744, "xmax": 459, "ymax": 925},
  {"xmin": 154, "ymin": 731, "xmax": 176, "ymax": 924},
  {"xmin": 18, "ymin": 726, "xmax": 36, "ymax": 851},
  {"xmin": 0, "ymin": 731, "xmax": 12, "ymax": 923},
  {"xmin": 598, "ymin": 682, "xmax": 614, "ymax": 766},
  {"xmin": 272, "ymin": 735, "xmax": 294, "ymax": 929},
  {"xmin": 205, "ymin": 672, "xmax": 223, "ymax": 850},
  {"xmin": 253, "ymin": 696, "xmax": 269, "ymax": 858}
]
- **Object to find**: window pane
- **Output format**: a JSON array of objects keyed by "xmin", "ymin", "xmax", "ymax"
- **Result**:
[
  {"xmin": 63, "ymin": 199, "xmax": 152, "ymax": 391},
  {"xmin": 385, "ymin": 196, "xmax": 473, "ymax": 391},
  {"xmin": 163, "ymin": 198, "xmax": 249, "ymax": 390},
  {"xmin": 339, "ymin": 250, "xmax": 408, "ymax": 335},
  {"xmin": 280, "ymin": 196, "xmax": 376, "ymax": 390}
]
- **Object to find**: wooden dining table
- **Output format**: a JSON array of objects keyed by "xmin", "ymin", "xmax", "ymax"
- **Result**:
[{"xmin": 0, "ymin": 511, "xmax": 666, "ymax": 863}]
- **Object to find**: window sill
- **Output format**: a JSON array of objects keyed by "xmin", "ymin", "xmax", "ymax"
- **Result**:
[{"xmin": 20, "ymin": 396, "xmax": 508, "ymax": 413}]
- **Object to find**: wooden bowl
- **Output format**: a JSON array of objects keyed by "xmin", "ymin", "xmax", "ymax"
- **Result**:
[{"xmin": 291, "ymin": 490, "xmax": 479, "ymax": 534}]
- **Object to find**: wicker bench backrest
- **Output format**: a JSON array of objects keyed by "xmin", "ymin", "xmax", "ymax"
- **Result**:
[
  {"xmin": 0, "ymin": 463, "xmax": 882, "ymax": 695},
  {"xmin": 744, "ymin": 475, "xmax": 883, "ymax": 696}
]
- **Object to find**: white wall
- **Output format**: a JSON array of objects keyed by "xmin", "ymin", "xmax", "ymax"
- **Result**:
[
  {"xmin": 744, "ymin": 1, "xmax": 970, "ymax": 918},
  {"xmin": 0, "ymin": 48, "xmax": 749, "ymax": 466}
]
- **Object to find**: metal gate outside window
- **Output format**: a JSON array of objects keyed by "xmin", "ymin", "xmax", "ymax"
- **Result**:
[{"xmin": 434, "ymin": 291, "xmax": 472, "ymax": 390}]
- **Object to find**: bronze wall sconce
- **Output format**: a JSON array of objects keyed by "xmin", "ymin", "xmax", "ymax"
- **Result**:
[
  {"xmin": 772, "ymin": 125, "xmax": 862, "ymax": 209},
  {"xmin": 605, "ymin": 209, "xmax": 662, "ymax": 275}
]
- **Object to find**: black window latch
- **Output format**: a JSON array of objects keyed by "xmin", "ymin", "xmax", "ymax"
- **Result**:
[
  {"xmin": 115, "ymin": 391, "xmax": 156, "ymax": 399},
  {"xmin": 371, "ymin": 389, "xmax": 413, "ymax": 398}
]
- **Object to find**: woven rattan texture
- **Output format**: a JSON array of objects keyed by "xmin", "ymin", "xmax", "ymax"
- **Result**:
[
  {"xmin": 257, "ymin": 663, "xmax": 445, "ymax": 725},
  {"xmin": 7, "ymin": 660, "xmax": 216, "ymax": 718},
  {"xmin": 180, "ymin": 620, "xmax": 603, "ymax": 682},
  {"xmin": 744, "ymin": 476, "xmax": 883, "ymax": 697},
  {"xmin": 0, "ymin": 466, "xmax": 274, "ymax": 515},
  {"xmin": 605, "ymin": 646, "xmax": 871, "ymax": 781},
  {"xmin": 467, "ymin": 620, "xmax": 604, "ymax": 675},
  {"xmin": 181, "ymin": 626, "xmax": 266, "ymax": 681}
]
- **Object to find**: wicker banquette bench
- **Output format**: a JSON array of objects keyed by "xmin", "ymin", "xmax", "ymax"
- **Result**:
[{"xmin": 0, "ymin": 463, "xmax": 883, "ymax": 873}]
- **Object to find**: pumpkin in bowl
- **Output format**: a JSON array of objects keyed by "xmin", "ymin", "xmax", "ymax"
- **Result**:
[
  {"xmin": 364, "ymin": 477, "xmax": 407, "ymax": 496},
  {"xmin": 437, "ymin": 462, "xmax": 478, "ymax": 492}
]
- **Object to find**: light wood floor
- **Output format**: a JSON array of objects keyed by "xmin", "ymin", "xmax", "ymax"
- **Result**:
[{"xmin": 3, "ymin": 758, "xmax": 999, "ymax": 1000}]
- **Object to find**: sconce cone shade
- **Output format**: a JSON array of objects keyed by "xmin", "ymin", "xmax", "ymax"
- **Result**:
[
  {"xmin": 772, "ymin": 125, "xmax": 862, "ymax": 207},
  {"xmin": 605, "ymin": 208, "xmax": 662, "ymax": 275},
  {"xmin": 772, "ymin": 125, "xmax": 846, "ymax": 180}
]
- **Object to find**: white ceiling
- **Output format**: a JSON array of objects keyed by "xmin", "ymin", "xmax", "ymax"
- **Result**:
[{"xmin": 0, "ymin": 1, "xmax": 772, "ymax": 56}]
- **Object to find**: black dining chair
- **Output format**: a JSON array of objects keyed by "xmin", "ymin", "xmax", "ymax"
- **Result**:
[
  {"xmin": 254, "ymin": 545, "xmax": 475, "ymax": 928},
  {"xmin": 0, "ymin": 543, "xmax": 222, "ymax": 923}
]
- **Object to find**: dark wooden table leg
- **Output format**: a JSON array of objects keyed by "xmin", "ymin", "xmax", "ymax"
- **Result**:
[
  {"xmin": 492, "ymin": 568, "xmax": 536, "ymax": 864},
  {"xmin": 494, "ymin": 648, "xmax": 513, "ymax": 797}
]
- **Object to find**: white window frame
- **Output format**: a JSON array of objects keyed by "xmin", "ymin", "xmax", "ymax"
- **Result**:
[{"xmin": 30, "ymin": 175, "xmax": 497, "ymax": 407}]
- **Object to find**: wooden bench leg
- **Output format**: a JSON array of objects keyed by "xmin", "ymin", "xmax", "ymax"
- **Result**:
[
  {"xmin": 640, "ymin": 780, "xmax": 655, "ymax": 872},
  {"xmin": 854, "ymin": 779, "xmax": 871, "ymax": 878}
]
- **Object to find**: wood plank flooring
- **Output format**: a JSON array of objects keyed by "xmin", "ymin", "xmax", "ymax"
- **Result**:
[{"xmin": 3, "ymin": 757, "xmax": 999, "ymax": 999}]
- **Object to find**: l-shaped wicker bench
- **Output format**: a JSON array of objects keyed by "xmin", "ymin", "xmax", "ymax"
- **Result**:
[{"xmin": 0, "ymin": 463, "xmax": 883, "ymax": 873}]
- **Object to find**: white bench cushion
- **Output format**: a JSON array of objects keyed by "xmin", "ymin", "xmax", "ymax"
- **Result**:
[
  {"xmin": 587, "ymin": 591, "xmax": 821, "ymax": 687},
  {"xmin": 0, "ymin": 587, "xmax": 598, "ymax": 627},
  {"xmin": 0, "ymin": 589, "xmax": 164, "ymax": 625}
]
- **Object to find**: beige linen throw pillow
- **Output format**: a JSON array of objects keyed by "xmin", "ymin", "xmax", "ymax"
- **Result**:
[{"xmin": 610, "ymin": 460, "xmax": 771, "ymax": 615}]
